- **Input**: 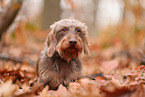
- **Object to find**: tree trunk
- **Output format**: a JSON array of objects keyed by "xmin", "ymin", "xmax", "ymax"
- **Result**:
[
  {"xmin": 0, "ymin": 0, "xmax": 23, "ymax": 41},
  {"xmin": 41, "ymin": 0, "xmax": 61, "ymax": 29}
]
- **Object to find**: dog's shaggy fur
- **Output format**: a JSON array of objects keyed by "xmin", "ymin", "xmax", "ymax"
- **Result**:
[{"xmin": 37, "ymin": 18, "xmax": 89, "ymax": 90}]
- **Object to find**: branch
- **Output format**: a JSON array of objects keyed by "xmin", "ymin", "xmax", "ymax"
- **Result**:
[
  {"xmin": 0, "ymin": 0, "xmax": 23, "ymax": 41},
  {"xmin": 0, "ymin": 53, "xmax": 36, "ymax": 65}
]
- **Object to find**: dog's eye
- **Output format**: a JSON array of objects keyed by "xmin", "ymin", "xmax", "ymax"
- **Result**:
[
  {"xmin": 76, "ymin": 28, "xmax": 81, "ymax": 33},
  {"xmin": 61, "ymin": 28, "xmax": 67, "ymax": 32},
  {"xmin": 77, "ymin": 29, "xmax": 81, "ymax": 32}
]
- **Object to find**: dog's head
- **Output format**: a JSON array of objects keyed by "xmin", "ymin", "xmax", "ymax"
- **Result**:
[{"xmin": 46, "ymin": 18, "xmax": 89, "ymax": 61}]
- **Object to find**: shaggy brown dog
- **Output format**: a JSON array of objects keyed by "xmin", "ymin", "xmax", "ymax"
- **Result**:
[{"xmin": 37, "ymin": 18, "xmax": 89, "ymax": 90}]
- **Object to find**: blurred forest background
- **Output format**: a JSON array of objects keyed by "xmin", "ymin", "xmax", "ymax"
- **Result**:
[
  {"xmin": 0, "ymin": 0, "xmax": 144, "ymax": 67},
  {"xmin": 0, "ymin": 0, "xmax": 145, "ymax": 97}
]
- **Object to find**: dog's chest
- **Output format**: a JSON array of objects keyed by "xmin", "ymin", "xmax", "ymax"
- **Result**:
[
  {"xmin": 46, "ymin": 53, "xmax": 83, "ymax": 86},
  {"xmin": 52, "ymin": 59, "xmax": 79, "ymax": 78}
]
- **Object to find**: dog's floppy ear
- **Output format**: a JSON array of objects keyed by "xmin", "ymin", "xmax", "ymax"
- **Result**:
[
  {"xmin": 83, "ymin": 34, "xmax": 90, "ymax": 55},
  {"xmin": 82, "ymin": 25, "xmax": 90, "ymax": 55},
  {"xmin": 45, "ymin": 24, "xmax": 57, "ymax": 57}
]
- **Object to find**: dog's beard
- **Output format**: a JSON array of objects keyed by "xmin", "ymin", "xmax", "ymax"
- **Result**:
[
  {"xmin": 56, "ymin": 41, "xmax": 83, "ymax": 62},
  {"xmin": 63, "ymin": 47, "xmax": 78, "ymax": 58}
]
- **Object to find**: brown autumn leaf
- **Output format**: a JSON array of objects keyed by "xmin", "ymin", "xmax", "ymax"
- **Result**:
[
  {"xmin": 20, "ymin": 63, "xmax": 36, "ymax": 73},
  {"xmin": 102, "ymin": 60, "xmax": 119, "ymax": 73},
  {"xmin": 39, "ymin": 85, "xmax": 49, "ymax": 97},
  {"xmin": 48, "ymin": 84, "xmax": 70, "ymax": 97},
  {"xmin": 135, "ymin": 65, "xmax": 145, "ymax": 70},
  {"xmin": 0, "ymin": 81, "xmax": 18, "ymax": 97}
]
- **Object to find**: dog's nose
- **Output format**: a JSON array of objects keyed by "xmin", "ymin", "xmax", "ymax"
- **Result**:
[{"xmin": 69, "ymin": 38, "xmax": 77, "ymax": 45}]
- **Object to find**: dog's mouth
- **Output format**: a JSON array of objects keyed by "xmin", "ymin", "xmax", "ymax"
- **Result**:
[
  {"xmin": 60, "ymin": 46, "xmax": 78, "ymax": 61},
  {"xmin": 67, "ymin": 46, "xmax": 77, "ymax": 49},
  {"xmin": 64, "ymin": 46, "xmax": 78, "ymax": 54}
]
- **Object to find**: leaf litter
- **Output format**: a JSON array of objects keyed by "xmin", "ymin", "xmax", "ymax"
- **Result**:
[{"xmin": 0, "ymin": 23, "xmax": 145, "ymax": 97}]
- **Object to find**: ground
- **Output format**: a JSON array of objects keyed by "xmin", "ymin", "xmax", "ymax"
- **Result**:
[{"xmin": 0, "ymin": 22, "xmax": 145, "ymax": 97}]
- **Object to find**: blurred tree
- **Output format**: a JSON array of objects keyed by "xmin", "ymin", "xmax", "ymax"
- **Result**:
[
  {"xmin": 0, "ymin": 0, "xmax": 23, "ymax": 42},
  {"xmin": 41, "ymin": 0, "xmax": 61, "ymax": 29},
  {"xmin": 60, "ymin": 0, "xmax": 97, "ymax": 36}
]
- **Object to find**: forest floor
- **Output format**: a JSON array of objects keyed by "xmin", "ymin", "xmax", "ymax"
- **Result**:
[{"xmin": 0, "ymin": 23, "xmax": 145, "ymax": 97}]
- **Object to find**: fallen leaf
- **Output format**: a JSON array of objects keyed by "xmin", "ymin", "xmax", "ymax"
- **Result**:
[
  {"xmin": 0, "ymin": 81, "xmax": 18, "ymax": 97},
  {"xmin": 102, "ymin": 60, "xmax": 119, "ymax": 73}
]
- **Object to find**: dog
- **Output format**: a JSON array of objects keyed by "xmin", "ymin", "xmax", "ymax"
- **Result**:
[{"xmin": 37, "ymin": 18, "xmax": 89, "ymax": 90}]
